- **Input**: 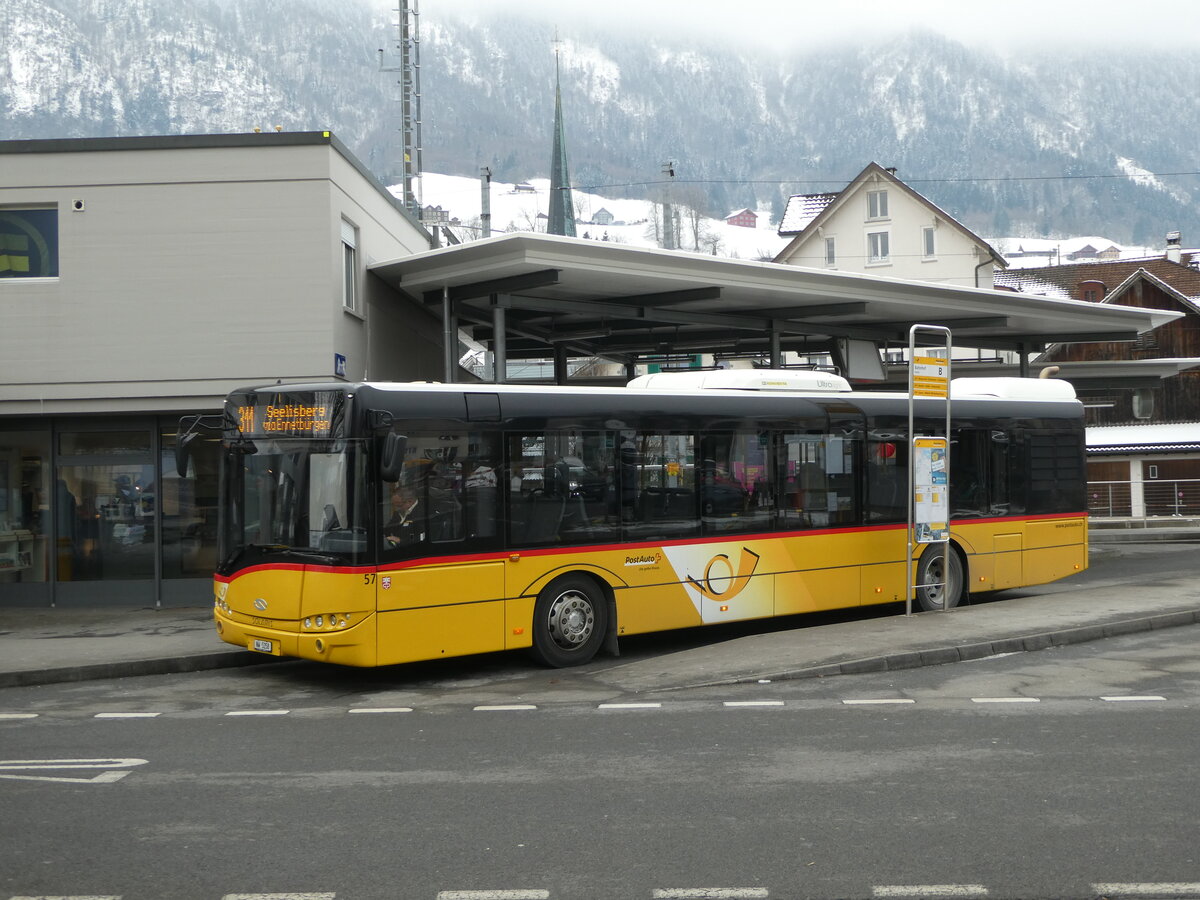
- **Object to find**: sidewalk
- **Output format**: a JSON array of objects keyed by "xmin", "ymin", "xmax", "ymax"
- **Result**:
[
  {"xmin": 0, "ymin": 607, "xmax": 276, "ymax": 688},
  {"xmin": 3, "ymin": 573, "xmax": 1199, "ymax": 691}
]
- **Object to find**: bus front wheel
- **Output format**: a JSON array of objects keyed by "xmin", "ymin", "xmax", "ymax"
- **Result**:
[
  {"xmin": 914, "ymin": 544, "xmax": 966, "ymax": 612},
  {"xmin": 531, "ymin": 575, "xmax": 608, "ymax": 667}
]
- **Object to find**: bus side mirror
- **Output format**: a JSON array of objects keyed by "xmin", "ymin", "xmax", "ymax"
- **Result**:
[
  {"xmin": 381, "ymin": 433, "xmax": 407, "ymax": 482},
  {"xmin": 176, "ymin": 431, "xmax": 200, "ymax": 478}
]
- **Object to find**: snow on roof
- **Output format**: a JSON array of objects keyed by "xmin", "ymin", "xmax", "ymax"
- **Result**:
[
  {"xmin": 778, "ymin": 192, "xmax": 838, "ymax": 235},
  {"xmin": 1088, "ymin": 422, "xmax": 1200, "ymax": 452}
]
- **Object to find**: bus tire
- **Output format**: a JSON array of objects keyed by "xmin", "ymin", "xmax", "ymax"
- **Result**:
[
  {"xmin": 914, "ymin": 544, "xmax": 966, "ymax": 612},
  {"xmin": 531, "ymin": 574, "xmax": 608, "ymax": 668}
]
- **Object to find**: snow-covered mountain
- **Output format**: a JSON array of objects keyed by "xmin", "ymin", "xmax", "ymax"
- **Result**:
[{"xmin": 4, "ymin": 0, "xmax": 1199, "ymax": 244}]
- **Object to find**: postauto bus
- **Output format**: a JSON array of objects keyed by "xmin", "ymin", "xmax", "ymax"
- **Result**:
[{"xmin": 181, "ymin": 369, "xmax": 1086, "ymax": 668}]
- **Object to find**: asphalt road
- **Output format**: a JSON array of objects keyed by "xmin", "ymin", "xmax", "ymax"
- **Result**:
[{"xmin": 2, "ymin": 614, "xmax": 1198, "ymax": 900}]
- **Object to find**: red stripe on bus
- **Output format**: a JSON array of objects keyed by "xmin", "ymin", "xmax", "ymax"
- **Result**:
[{"xmin": 215, "ymin": 512, "xmax": 1086, "ymax": 581}]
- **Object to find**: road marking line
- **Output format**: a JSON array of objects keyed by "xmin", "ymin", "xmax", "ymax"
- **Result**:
[
  {"xmin": 436, "ymin": 891, "xmax": 550, "ymax": 899},
  {"xmin": 653, "ymin": 890, "xmax": 770, "ymax": 899},
  {"xmin": 0, "ymin": 757, "xmax": 147, "ymax": 785},
  {"xmin": 10, "ymin": 895, "xmax": 124, "ymax": 899},
  {"xmin": 1092, "ymin": 883, "xmax": 1200, "ymax": 895},
  {"xmin": 348, "ymin": 707, "xmax": 413, "ymax": 714},
  {"xmin": 873, "ymin": 885, "xmax": 988, "ymax": 897},
  {"xmin": 473, "ymin": 705, "xmax": 538, "ymax": 711},
  {"xmin": 1100, "ymin": 696, "xmax": 1166, "ymax": 702},
  {"xmin": 843, "ymin": 699, "xmax": 916, "ymax": 705},
  {"xmin": 970, "ymin": 697, "xmax": 1040, "ymax": 704},
  {"xmin": 598, "ymin": 702, "xmax": 662, "ymax": 709},
  {"xmin": 221, "ymin": 894, "xmax": 338, "ymax": 899},
  {"xmin": 0, "ymin": 713, "xmax": 38, "ymax": 719},
  {"xmin": 94, "ymin": 712, "xmax": 161, "ymax": 718},
  {"xmin": 224, "ymin": 710, "xmax": 291, "ymax": 716},
  {"xmin": 723, "ymin": 701, "xmax": 785, "ymax": 707},
  {"xmin": 0, "ymin": 758, "xmax": 147, "ymax": 770}
]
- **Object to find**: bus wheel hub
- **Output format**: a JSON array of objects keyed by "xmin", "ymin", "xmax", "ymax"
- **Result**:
[{"xmin": 551, "ymin": 594, "xmax": 593, "ymax": 646}]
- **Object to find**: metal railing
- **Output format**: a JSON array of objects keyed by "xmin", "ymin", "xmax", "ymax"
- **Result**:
[{"xmin": 1089, "ymin": 478, "xmax": 1200, "ymax": 518}]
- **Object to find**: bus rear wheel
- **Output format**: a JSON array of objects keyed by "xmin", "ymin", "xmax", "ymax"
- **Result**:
[
  {"xmin": 914, "ymin": 545, "xmax": 966, "ymax": 612},
  {"xmin": 531, "ymin": 575, "xmax": 608, "ymax": 668}
]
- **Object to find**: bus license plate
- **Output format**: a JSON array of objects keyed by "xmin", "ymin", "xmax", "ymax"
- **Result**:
[{"xmin": 250, "ymin": 638, "xmax": 275, "ymax": 654}]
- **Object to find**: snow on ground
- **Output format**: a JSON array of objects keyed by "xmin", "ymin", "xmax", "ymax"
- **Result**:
[
  {"xmin": 988, "ymin": 234, "xmax": 1158, "ymax": 267},
  {"xmin": 410, "ymin": 172, "xmax": 790, "ymax": 261},
  {"xmin": 409, "ymin": 173, "xmax": 1162, "ymax": 267}
]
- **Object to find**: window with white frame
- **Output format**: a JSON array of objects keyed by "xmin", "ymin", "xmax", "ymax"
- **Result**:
[
  {"xmin": 824, "ymin": 236, "xmax": 836, "ymax": 266},
  {"xmin": 867, "ymin": 230, "xmax": 890, "ymax": 263},
  {"xmin": 341, "ymin": 218, "xmax": 359, "ymax": 315},
  {"xmin": 867, "ymin": 189, "xmax": 888, "ymax": 220},
  {"xmin": 922, "ymin": 225, "xmax": 936, "ymax": 259}
]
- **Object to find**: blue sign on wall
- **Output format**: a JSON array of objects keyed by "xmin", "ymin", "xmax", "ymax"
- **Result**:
[{"xmin": 334, "ymin": 353, "xmax": 347, "ymax": 377}]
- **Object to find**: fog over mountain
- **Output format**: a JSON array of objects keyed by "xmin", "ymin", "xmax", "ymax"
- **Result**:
[{"xmin": 3, "ymin": 0, "xmax": 1198, "ymax": 244}]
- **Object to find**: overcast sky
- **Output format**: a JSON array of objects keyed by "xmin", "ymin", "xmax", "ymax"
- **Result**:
[{"xmin": 432, "ymin": 1, "xmax": 1189, "ymax": 51}]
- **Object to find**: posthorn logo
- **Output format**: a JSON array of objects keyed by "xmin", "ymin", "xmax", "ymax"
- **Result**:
[{"xmin": 685, "ymin": 547, "xmax": 761, "ymax": 602}]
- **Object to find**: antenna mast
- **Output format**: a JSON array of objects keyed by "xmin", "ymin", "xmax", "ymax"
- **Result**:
[{"xmin": 379, "ymin": 0, "xmax": 423, "ymax": 215}]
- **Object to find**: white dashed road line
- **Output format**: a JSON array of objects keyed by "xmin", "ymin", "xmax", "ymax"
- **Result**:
[
  {"xmin": 224, "ymin": 710, "xmax": 291, "ymax": 717},
  {"xmin": 843, "ymin": 699, "xmax": 916, "ymax": 705},
  {"xmin": 723, "ymin": 700, "xmax": 785, "ymax": 707},
  {"xmin": 1100, "ymin": 696, "xmax": 1166, "ymax": 702},
  {"xmin": 598, "ymin": 702, "xmax": 662, "ymax": 709},
  {"xmin": 652, "ymin": 890, "xmax": 770, "ymax": 899},
  {"xmin": 970, "ymin": 697, "xmax": 1040, "ymax": 704},
  {"xmin": 94, "ymin": 712, "xmax": 161, "ymax": 718},
  {"xmin": 1092, "ymin": 884, "xmax": 1200, "ymax": 896},
  {"xmin": 348, "ymin": 707, "xmax": 413, "ymax": 714},
  {"xmin": 873, "ymin": 884, "xmax": 989, "ymax": 897},
  {"xmin": 436, "ymin": 891, "xmax": 550, "ymax": 900},
  {"xmin": 221, "ymin": 894, "xmax": 337, "ymax": 899},
  {"xmin": 0, "ymin": 713, "xmax": 38, "ymax": 719},
  {"xmin": 473, "ymin": 705, "xmax": 538, "ymax": 711}
]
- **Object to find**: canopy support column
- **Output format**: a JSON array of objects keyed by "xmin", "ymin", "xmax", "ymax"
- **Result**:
[
  {"xmin": 491, "ymin": 295, "xmax": 506, "ymax": 384},
  {"xmin": 441, "ymin": 285, "xmax": 457, "ymax": 383}
]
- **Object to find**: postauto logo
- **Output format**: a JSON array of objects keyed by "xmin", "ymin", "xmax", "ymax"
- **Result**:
[{"xmin": 662, "ymin": 545, "xmax": 767, "ymax": 623}]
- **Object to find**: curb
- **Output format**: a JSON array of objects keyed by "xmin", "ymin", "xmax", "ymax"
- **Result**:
[
  {"xmin": 0, "ymin": 649, "xmax": 284, "ymax": 689},
  {"xmin": 719, "ymin": 608, "xmax": 1200, "ymax": 687}
]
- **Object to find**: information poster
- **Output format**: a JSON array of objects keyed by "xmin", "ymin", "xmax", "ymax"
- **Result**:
[{"xmin": 913, "ymin": 436, "xmax": 948, "ymax": 543}]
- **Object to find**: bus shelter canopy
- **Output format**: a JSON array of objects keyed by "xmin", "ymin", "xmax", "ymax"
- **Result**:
[{"xmin": 370, "ymin": 233, "xmax": 1180, "ymax": 373}]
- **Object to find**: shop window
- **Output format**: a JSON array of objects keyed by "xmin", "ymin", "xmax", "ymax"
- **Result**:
[
  {"xmin": 0, "ymin": 207, "xmax": 59, "ymax": 278},
  {"xmin": 60, "ymin": 430, "xmax": 152, "ymax": 456},
  {"xmin": 160, "ymin": 423, "xmax": 220, "ymax": 579},
  {"xmin": 57, "ymin": 461, "xmax": 157, "ymax": 581},
  {"xmin": 0, "ymin": 428, "xmax": 51, "ymax": 586}
]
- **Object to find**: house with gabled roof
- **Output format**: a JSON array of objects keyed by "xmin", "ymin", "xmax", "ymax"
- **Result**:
[
  {"xmin": 997, "ymin": 245, "xmax": 1200, "ymax": 517},
  {"xmin": 724, "ymin": 208, "xmax": 758, "ymax": 228},
  {"xmin": 775, "ymin": 162, "xmax": 1006, "ymax": 289}
]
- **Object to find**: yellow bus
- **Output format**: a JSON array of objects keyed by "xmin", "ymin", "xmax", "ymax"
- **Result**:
[{"xmin": 182, "ymin": 369, "xmax": 1087, "ymax": 668}]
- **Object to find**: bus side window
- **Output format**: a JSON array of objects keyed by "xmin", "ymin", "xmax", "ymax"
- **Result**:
[
  {"xmin": 867, "ymin": 438, "xmax": 906, "ymax": 523},
  {"xmin": 950, "ymin": 429, "xmax": 989, "ymax": 518}
]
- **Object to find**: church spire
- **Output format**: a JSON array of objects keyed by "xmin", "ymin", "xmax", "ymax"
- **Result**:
[{"xmin": 548, "ymin": 32, "xmax": 576, "ymax": 237}]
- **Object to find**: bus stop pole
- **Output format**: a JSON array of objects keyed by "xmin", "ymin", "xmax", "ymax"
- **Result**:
[{"xmin": 907, "ymin": 324, "xmax": 952, "ymax": 616}]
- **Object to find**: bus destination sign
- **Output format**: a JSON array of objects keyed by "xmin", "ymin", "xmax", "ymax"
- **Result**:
[{"xmin": 233, "ymin": 392, "xmax": 342, "ymax": 438}]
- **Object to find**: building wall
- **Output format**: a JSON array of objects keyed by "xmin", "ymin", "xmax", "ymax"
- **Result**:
[
  {"xmin": 0, "ymin": 138, "xmax": 434, "ymax": 414},
  {"xmin": 0, "ymin": 134, "xmax": 439, "ymax": 608}
]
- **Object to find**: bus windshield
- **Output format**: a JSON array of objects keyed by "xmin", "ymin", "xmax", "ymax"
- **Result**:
[{"xmin": 220, "ymin": 437, "xmax": 369, "ymax": 571}]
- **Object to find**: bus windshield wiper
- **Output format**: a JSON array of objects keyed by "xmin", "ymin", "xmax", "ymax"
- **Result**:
[{"xmin": 242, "ymin": 544, "xmax": 340, "ymax": 565}]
